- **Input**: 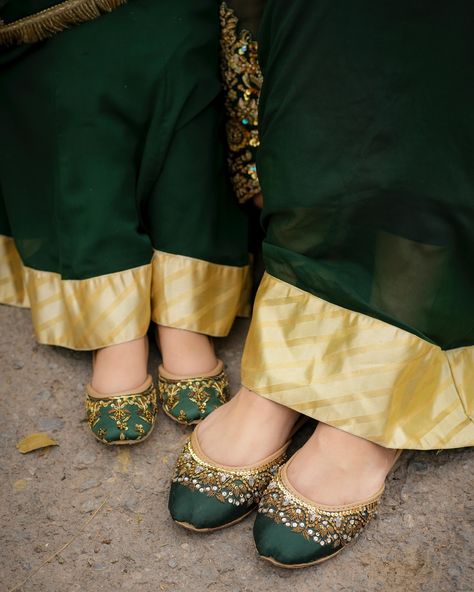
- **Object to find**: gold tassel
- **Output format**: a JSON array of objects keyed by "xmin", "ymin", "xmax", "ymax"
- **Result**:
[{"xmin": 0, "ymin": 0, "xmax": 127, "ymax": 46}]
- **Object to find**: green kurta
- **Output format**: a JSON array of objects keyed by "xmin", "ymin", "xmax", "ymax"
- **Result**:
[
  {"xmin": 0, "ymin": 0, "xmax": 250, "ymax": 349},
  {"xmin": 241, "ymin": 0, "xmax": 474, "ymax": 450}
]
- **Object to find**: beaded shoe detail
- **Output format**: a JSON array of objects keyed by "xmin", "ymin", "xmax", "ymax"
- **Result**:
[
  {"xmin": 254, "ymin": 462, "xmax": 384, "ymax": 568},
  {"xmin": 158, "ymin": 360, "xmax": 229, "ymax": 425},
  {"xmin": 168, "ymin": 426, "xmax": 290, "ymax": 531},
  {"xmin": 85, "ymin": 376, "xmax": 157, "ymax": 445}
]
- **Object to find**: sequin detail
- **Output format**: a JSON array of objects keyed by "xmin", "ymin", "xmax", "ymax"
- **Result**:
[
  {"xmin": 220, "ymin": 2, "xmax": 262, "ymax": 204},
  {"xmin": 258, "ymin": 471, "xmax": 381, "ymax": 549},
  {"xmin": 173, "ymin": 439, "xmax": 287, "ymax": 507}
]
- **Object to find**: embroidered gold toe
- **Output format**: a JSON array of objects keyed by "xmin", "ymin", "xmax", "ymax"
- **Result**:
[
  {"xmin": 172, "ymin": 434, "xmax": 288, "ymax": 508},
  {"xmin": 258, "ymin": 467, "xmax": 382, "ymax": 548},
  {"xmin": 158, "ymin": 362, "xmax": 230, "ymax": 425},
  {"xmin": 85, "ymin": 378, "xmax": 157, "ymax": 445}
]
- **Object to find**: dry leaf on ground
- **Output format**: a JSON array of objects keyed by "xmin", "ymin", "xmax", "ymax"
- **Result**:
[{"xmin": 16, "ymin": 433, "xmax": 58, "ymax": 454}]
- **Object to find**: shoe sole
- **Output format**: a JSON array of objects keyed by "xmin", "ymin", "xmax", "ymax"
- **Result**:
[
  {"xmin": 90, "ymin": 418, "xmax": 157, "ymax": 446},
  {"xmin": 259, "ymin": 545, "xmax": 345, "ymax": 569},
  {"xmin": 174, "ymin": 507, "xmax": 255, "ymax": 533}
]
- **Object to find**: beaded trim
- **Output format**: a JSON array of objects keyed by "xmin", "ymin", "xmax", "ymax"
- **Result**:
[
  {"xmin": 172, "ymin": 438, "xmax": 287, "ymax": 508},
  {"xmin": 85, "ymin": 383, "xmax": 157, "ymax": 443},
  {"xmin": 158, "ymin": 371, "xmax": 229, "ymax": 425},
  {"xmin": 220, "ymin": 2, "xmax": 262, "ymax": 204},
  {"xmin": 258, "ymin": 470, "xmax": 381, "ymax": 549}
]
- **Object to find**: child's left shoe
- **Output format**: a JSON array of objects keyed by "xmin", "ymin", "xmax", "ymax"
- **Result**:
[
  {"xmin": 158, "ymin": 360, "xmax": 229, "ymax": 425},
  {"xmin": 85, "ymin": 376, "xmax": 157, "ymax": 445}
]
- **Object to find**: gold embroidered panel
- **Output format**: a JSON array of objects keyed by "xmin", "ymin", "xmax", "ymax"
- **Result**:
[
  {"xmin": 242, "ymin": 273, "xmax": 474, "ymax": 450},
  {"xmin": 220, "ymin": 2, "xmax": 262, "ymax": 204}
]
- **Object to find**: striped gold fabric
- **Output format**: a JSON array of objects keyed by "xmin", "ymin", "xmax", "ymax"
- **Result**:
[
  {"xmin": 151, "ymin": 250, "xmax": 250, "ymax": 337},
  {"xmin": 0, "ymin": 236, "xmax": 249, "ymax": 349},
  {"xmin": 242, "ymin": 273, "xmax": 474, "ymax": 450},
  {"xmin": 0, "ymin": 235, "xmax": 30, "ymax": 307}
]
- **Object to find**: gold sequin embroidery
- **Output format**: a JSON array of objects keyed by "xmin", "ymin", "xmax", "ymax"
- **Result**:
[
  {"xmin": 173, "ymin": 439, "xmax": 287, "ymax": 507},
  {"xmin": 258, "ymin": 471, "xmax": 381, "ymax": 548},
  {"xmin": 220, "ymin": 2, "xmax": 262, "ymax": 204}
]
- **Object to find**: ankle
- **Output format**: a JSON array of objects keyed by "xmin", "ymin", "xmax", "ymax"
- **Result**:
[
  {"xmin": 157, "ymin": 325, "xmax": 217, "ymax": 376},
  {"xmin": 233, "ymin": 387, "xmax": 299, "ymax": 432},
  {"xmin": 91, "ymin": 336, "xmax": 148, "ymax": 395}
]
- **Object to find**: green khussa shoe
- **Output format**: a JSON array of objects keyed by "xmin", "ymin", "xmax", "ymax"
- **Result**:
[
  {"xmin": 254, "ymin": 461, "xmax": 386, "ymax": 568},
  {"xmin": 158, "ymin": 360, "xmax": 229, "ymax": 425},
  {"xmin": 168, "ymin": 425, "xmax": 290, "ymax": 531},
  {"xmin": 85, "ymin": 376, "xmax": 157, "ymax": 445}
]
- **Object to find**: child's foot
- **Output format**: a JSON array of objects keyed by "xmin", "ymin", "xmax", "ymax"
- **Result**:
[
  {"xmin": 157, "ymin": 325, "xmax": 218, "ymax": 376},
  {"xmin": 86, "ymin": 336, "xmax": 157, "ymax": 445},
  {"xmin": 157, "ymin": 326, "xmax": 228, "ymax": 425}
]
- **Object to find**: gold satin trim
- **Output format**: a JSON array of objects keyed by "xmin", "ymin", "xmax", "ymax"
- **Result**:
[
  {"xmin": 242, "ymin": 273, "xmax": 474, "ymax": 450},
  {"xmin": 0, "ymin": 0, "xmax": 127, "ymax": 46},
  {"xmin": 151, "ymin": 250, "xmax": 250, "ymax": 337},
  {"xmin": 0, "ymin": 235, "xmax": 30, "ymax": 307},
  {"xmin": 0, "ymin": 237, "xmax": 249, "ymax": 349}
]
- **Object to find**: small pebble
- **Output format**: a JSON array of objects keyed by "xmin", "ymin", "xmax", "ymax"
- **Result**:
[
  {"xmin": 81, "ymin": 499, "xmax": 99, "ymax": 514},
  {"xmin": 12, "ymin": 359, "xmax": 24, "ymax": 369},
  {"xmin": 74, "ymin": 450, "xmax": 97, "ymax": 469},
  {"xmin": 79, "ymin": 479, "xmax": 99, "ymax": 492},
  {"xmin": 35, "ymin": 389, "xmax": 52, "ymax": 401},
  {"xmin": 38, "ymin": 417, "xmax": 65, "ymax": 431},
  {"xmin": 167, "ymin": 559, "xmax": 177, "ymax": 569},
  {"xmin": 93, "ymin": 563, "xmax": 107, "ymax": 571},
  {"xmin": 410, "ymin": 461, "xmax": 428, "ymax": 474},
  {"xmin": 404, "ymin": 513, "xmax": 415, "ymax": 528}
]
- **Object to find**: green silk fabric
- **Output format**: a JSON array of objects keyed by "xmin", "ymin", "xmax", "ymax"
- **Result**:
[
  {"xmin": 257, "ymin": 1, "xmax": 474, "ymax": 350},
  {"xmin": 168, "ymin": 482, "xmax": 251, "ymax": 530},
  {"xmin": 0, "ymin": 0, "xmax": 248, "ymax": 279},
  {"xmin": 253, "ymin": 514, "xmax": 333, "ymax": 566}
]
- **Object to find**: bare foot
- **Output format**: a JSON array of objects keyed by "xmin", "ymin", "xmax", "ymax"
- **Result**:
[
  {"xmin": 157, "ymin": 325, "xmax": 217, "ymax": 376},
  {"xmin": 197, "ymin": 387, "xmax": 300, "ymax": 467},
  {"xmin": 91, "ymin": 336, "xmax": 148, "ymax": 395},
  {"xmin": 287, "ymin": 422, "xmax": 399, "ymax": 506}
]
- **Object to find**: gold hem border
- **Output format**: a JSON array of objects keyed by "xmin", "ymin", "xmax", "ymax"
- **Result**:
[
  {"xmin": 0, "ymin": 0, "xmax": 127, "ymax": 46},
  {"xmin": 0, "ymin": 236, "xmax": 250, "ymax": 349},
  {"xmin": 241, "ymin": 273, "xmax": 474, "ymax": 450},
  {"xmin": 150, "ymin": 250, "xmax": 250, "ymax": 337}
]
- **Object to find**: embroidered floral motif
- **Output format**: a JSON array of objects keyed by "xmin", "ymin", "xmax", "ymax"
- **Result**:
[
  {"xmin": 85, "ymin": 383, "xmax": 157, "ymax": 444},
  {"xmin": 172, "ymin": 439, "xmax": 287, "ymax": 507},
  {"xmin": 159, "ymin": 371, "xmax": 230, "ymax": 425},
  {"xmin": 220, "ymin": 2, "xmax": 262, "ymax": 204},
  {"xmin": 258, "ymin": 471, "xmax": 381, "ymax": 549}
]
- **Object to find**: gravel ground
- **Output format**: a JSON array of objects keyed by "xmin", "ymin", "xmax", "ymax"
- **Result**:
[{"xmin": 1, "ymin": 305, "xmax": 473, "ymax": 592}]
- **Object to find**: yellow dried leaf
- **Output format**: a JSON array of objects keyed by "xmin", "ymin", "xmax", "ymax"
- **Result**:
[{"xmin": 16, "ymin": 433, "xmax": 58, "ymax": 454}]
